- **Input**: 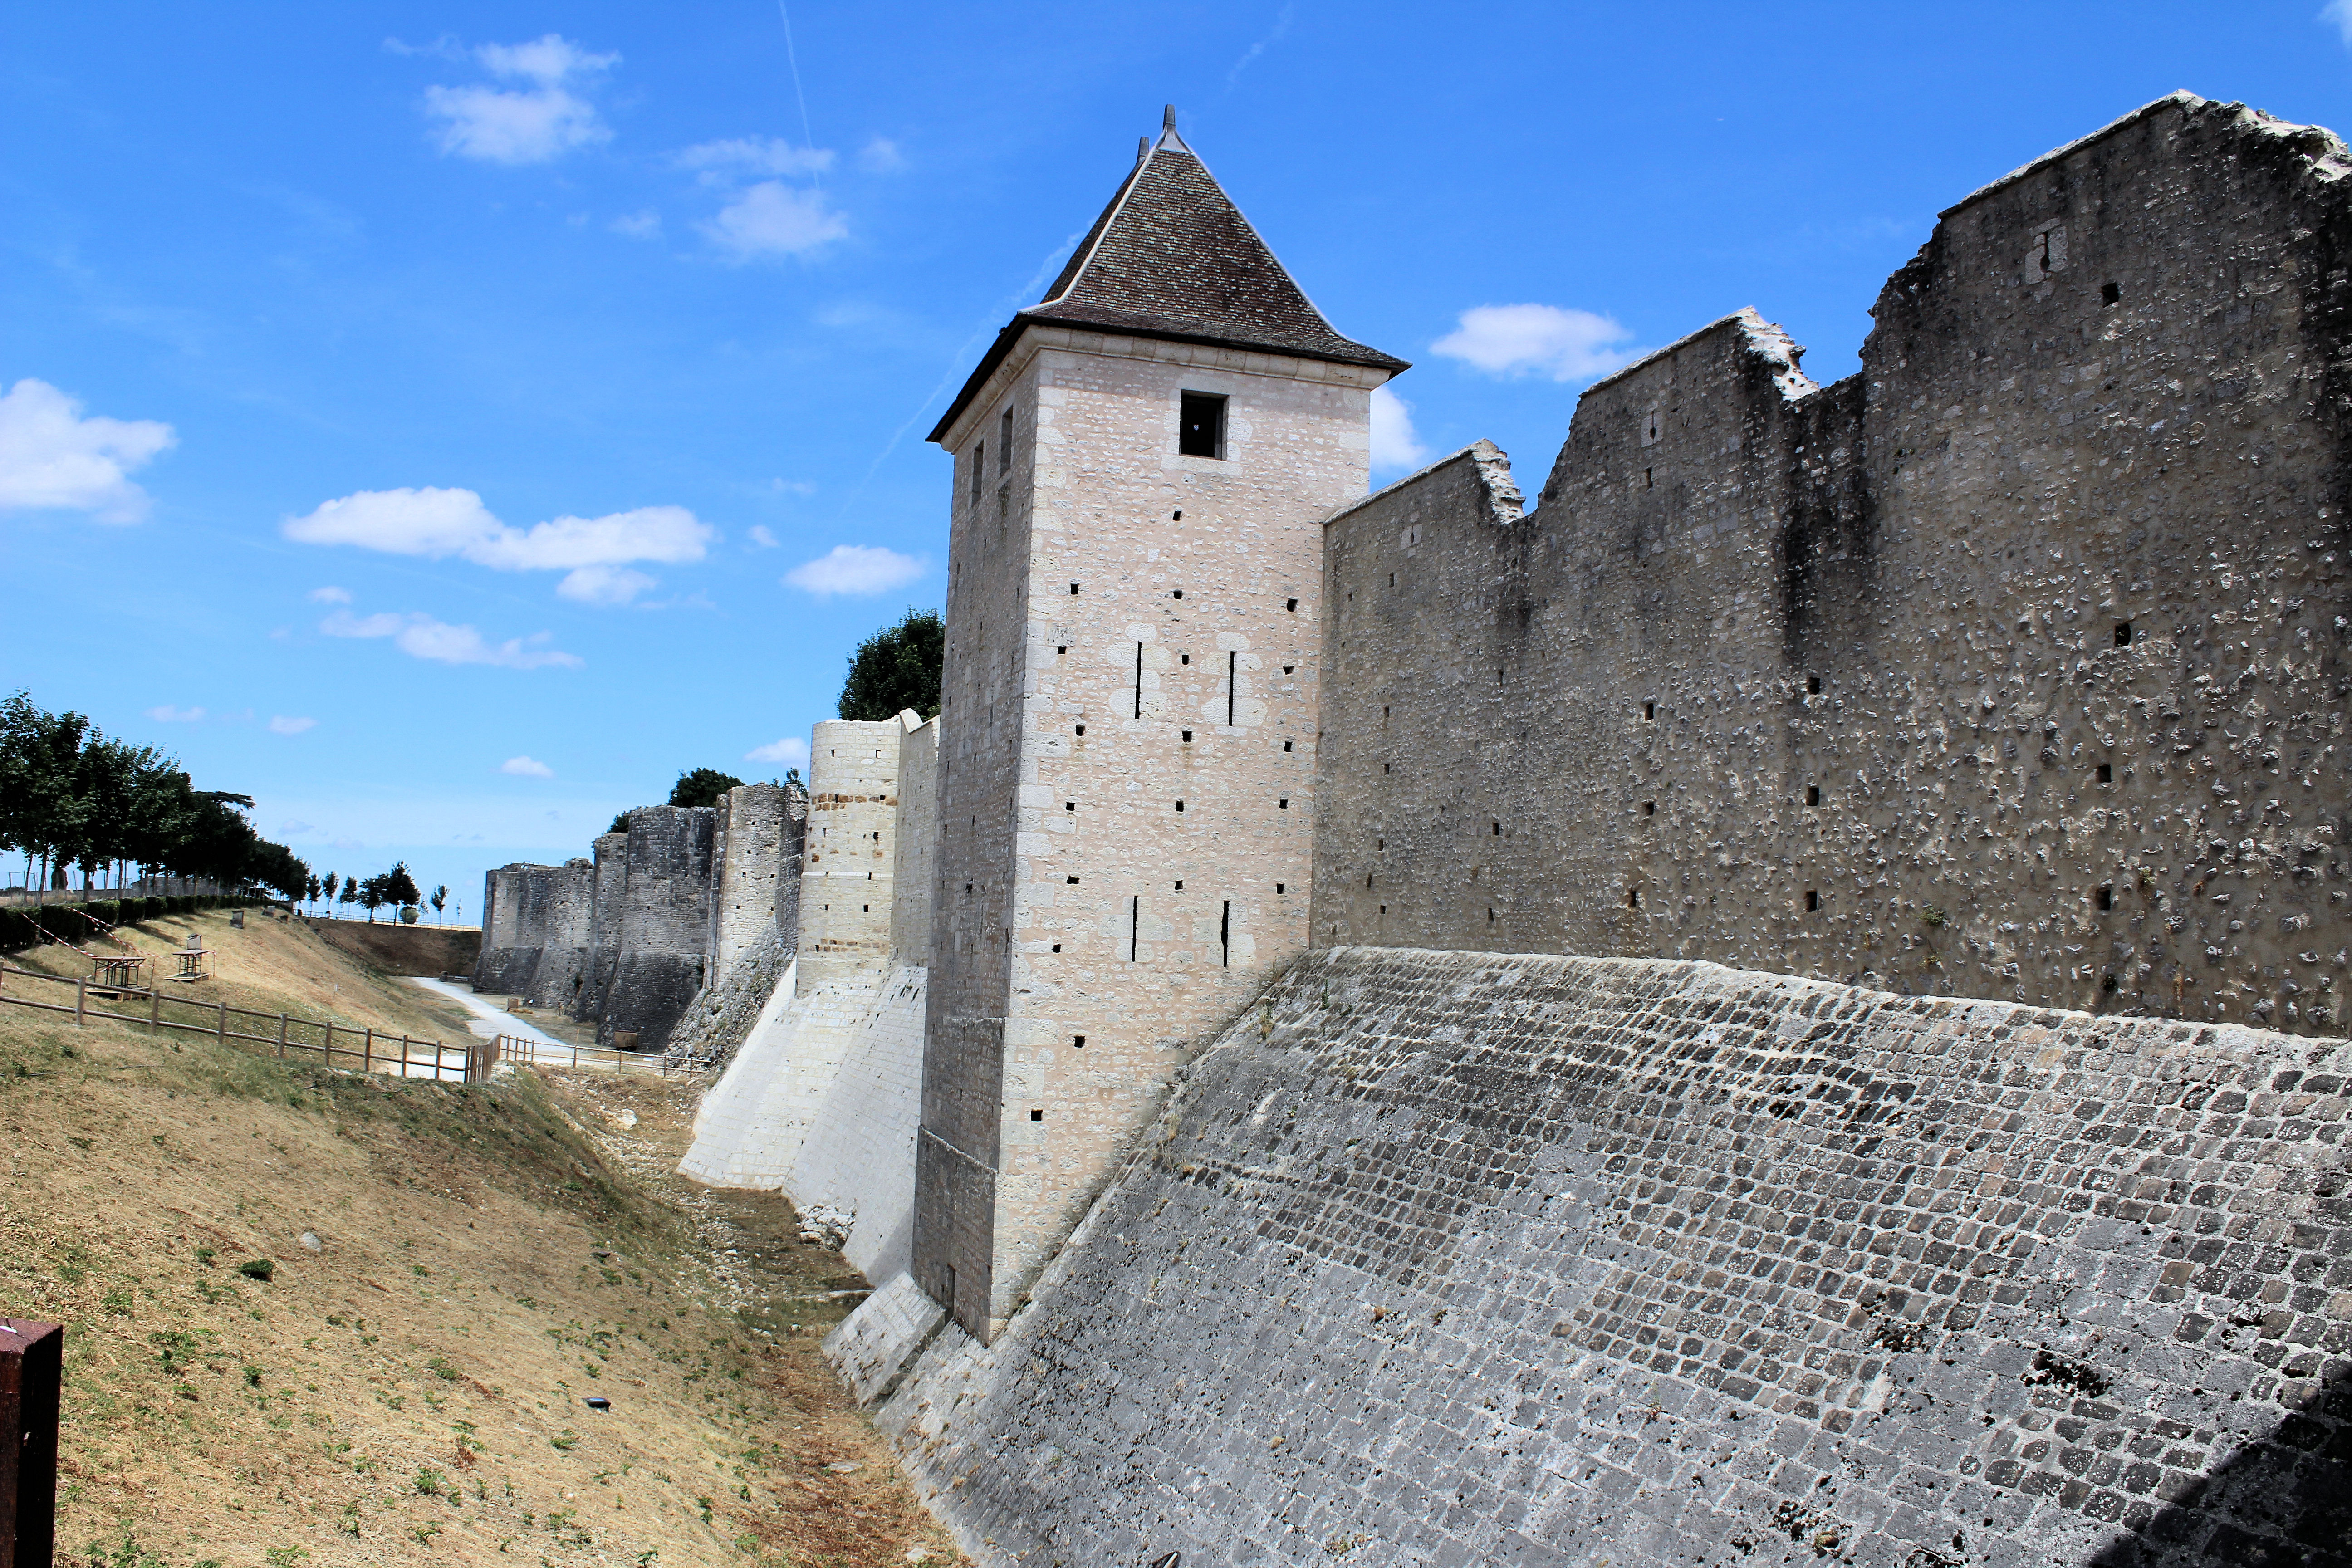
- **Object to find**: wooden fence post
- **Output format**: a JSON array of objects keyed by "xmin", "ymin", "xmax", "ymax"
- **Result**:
[
  {"xmin": 399, "ymin": 1035, "xmax": 412, "ymax": 1080},
  {"xmin": 276, "ymin": 1014, "xmax": 287, "ymax": 1061},
  {"xmin": 148, "ymin": 985, "xmax": 159, "ymax": 1034},
  {"xmin": 0, "ymin": 1318, "xmax": 64, "ymax": 1568},
  {"xmin": 322, "ymin": 1022, "xmax": 333, "ymax": 1067},
  {"xmin": 216, "ymin": 997, "xmax": 226, "ymax": 1045},
  {"xmin": 74, "ymin": 978, "xmax": 86, "ymax": 1027},
  {"xmin": 363, "ymin": 1027, "xmax": 372, "ymax": 1075}
]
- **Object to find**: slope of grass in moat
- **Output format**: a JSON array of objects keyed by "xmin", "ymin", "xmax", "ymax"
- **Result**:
[{"xmin": 0, "ymin": 916, "xmax": 957, "ymax": 1568}]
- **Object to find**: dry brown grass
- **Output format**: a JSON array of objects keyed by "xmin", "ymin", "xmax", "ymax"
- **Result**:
[{"xmin": 0, "ymin": 915, "xmax": 959, "ymax": 1568}]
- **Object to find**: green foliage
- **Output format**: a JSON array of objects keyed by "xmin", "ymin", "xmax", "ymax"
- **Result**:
[
  {"xmin": 666, "ymin": 768, "xmax": 744, "ymax": 810},
  {"xmin": 837, "ymin": 607, "xmax": 944, "ymax": 721},
  {"xmin": 608, "ymin": 810, "xmax": 632, "ymax": 834},
  {"xmin": 236, "ymin": 1257, "xmax": 276, "ymax": 1282}
]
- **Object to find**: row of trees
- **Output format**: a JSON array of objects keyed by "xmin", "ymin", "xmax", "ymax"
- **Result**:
[
  {"xmin": 301, "ymin": 864, "xmax": 451, "ymax": 924},
  {"xmin": 0, "ymin": 691, "xmax": 309, "ymax": 904}
]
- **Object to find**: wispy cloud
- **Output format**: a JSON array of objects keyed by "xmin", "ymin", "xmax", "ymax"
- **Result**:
[
  {"xmin": 678, "ymin": 137, "xmax": 834, "ymax": 177},
  {"xmin": 609, "ymin": 210, "xmax": 661, "ymax": 240},
  {"xmin": 145, "ymin": 704, "xmax": 205, "ymax": 723},
  {"xmin": 1432, "ymin": 304, "xmax": 1642, "ymax": 382},
  {"xmin": 269, "ymin": 715, "xmax": 317, "ymax": 735},
  {"xmin": 2326, "ymin": 0, "xmax": 2352, "ymax": 46},
  {"xmin": 419, "ymin": 34, "xmax": 617, "ymax": 165},
  {"xmin": 747, "ymin": 525, "xmax": 780, "ymax": 549},
  {"xmin": 1370, "ymin": 385, "xmax": 1426, "ymax": 472},
  {"xmin": 783, "ymin": 544, "xmax": 925, "ymax": 596},
  {"xmin": 1227, "ymin": 4, "xmax": 1296, "ymax": 86},
  {"xmin": 307, "ymin": 585, "xmax": 352, "ymax": 604},
  {"xmin": 0, "ymin": 378, "xmax": 176, "ymax": 524},
  {"xmin": 500, "ymin": 755, "xmax": 554, "ymax": 778},
  {"xmin": 702, "ymin": 182, "xmax": 846, "ymax": 260},
  {"xmin": 320, "ymin": 607, "xmax": 582, "ymax": 670},
  {"xmin": 284, "ymin": 487, "xmax": 711, "ymax": 604},
  {"xmin": 858, "ymin": 137, "xmax": 905, "ymax": 173},
  {"xmin": 746, "ymin": 735, "xmax": 809, "ymax": 770}
]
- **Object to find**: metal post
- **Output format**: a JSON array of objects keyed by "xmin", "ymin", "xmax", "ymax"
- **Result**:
[
  {"xmin": 277, "ymin": 1014, "xmax": 288, "ymax": 1061},
  {"xmin": 74, "ymin": 978, "xmax": 86, "ymax": 1027},
  {"xmin": 0, "ymin": 1318, "xmax": 63, "ymax": 1568},
  {"xmin": 363, "ymin": 1027, "xmax": 372, "ymax": 1075}
]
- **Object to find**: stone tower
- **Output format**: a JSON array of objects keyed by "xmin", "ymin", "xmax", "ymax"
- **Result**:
[{"xmin": 912, "ymin": 108, "xmax": 1405, "ymax": 1338}]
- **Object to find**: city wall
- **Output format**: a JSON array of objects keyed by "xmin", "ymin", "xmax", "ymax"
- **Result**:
[
  {"xmin": 855, "ymin": 945, "xmax": 2351, "ymax": 1568},
  {"xmin": 596, "ymin": 805, "xmax": 716, "ymax": 1050},
  {"xmin": 1315, "ymin": 94, "xmax": 2352, "ymax": 1037}
]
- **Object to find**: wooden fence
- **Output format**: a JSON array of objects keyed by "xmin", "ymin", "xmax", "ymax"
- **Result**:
[
  {"xmin": 0, "ymin": 963, "xmax": 497, "ymax": 1084},
  {"xmin": 489, "ymin": 1032, "xmax": 670, "ymax": 1076}
]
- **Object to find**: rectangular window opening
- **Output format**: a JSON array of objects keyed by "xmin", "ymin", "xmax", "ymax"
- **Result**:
[
  {"xmin": 2097, "ymin": 885, "xmax": 2114, "ymax": 911},
  {"xmin": 1029, "ymin": 1108, "xmax": 1043, "ymax": 1122},
  {"xmin": 1065, "ymin": 801, "xmax": 1075, "ymax": 812},
  {"xmin": 1275, "ymin": 882, "xmax": 1285, "ymax": 894},
  {"xmin": 2102, "ymin": 281, "xmax": 2121, "ymax": 305},
  {"xmin": 1627, "ymin": 889, "xmax": 1641, "ymax": 909},
  {"xmin": 1807, "ymin": 784, "xmax": 1822, "ymax": 807},
  {"xmin": 1642, "ymin": 701, "xmax": 1655, "ymax": 721},
  {"xmin": 1804, "ymin": 890, "xmax": 1820, "ymax": 912},
  {"xmin": 1073, "ymin": 1034, "xmax": 1085, "ymax": 1048},
  {"xmin": 1178, "ymin": 391, "xmax": 1227, "ymax": 458},
  {"xmin": 1182, "ymin": 730, "xmax": 1193, "ymax": 743},
  {"xmin": 1066, "ymin": 875, "xmax": 1079, "ymax": 885},
  {"xmin": 1134, "ymin": 642, "xmax": 1144, "ymax": 719},
  {"xmin": 1070, "ymin": 583, "xmax": 1080, "ymax": 594},
  {"xmin": 999, "ymin": 407, "xmax": 1014, "ymax": 475},
  {"xmin": 1228, "ymin": 651, "xmax": 1238, "ymax": 726},
  {"xmin": 2115, "ymin": 622, "xmax": 2133, "ymax": 647},
  {"xmin": 1807, "ymin": 675, "xmax": 1822, "ymax": 695},
  {"xmin": 1285, "ymin": 598, "xmax": 1298, "ymax": 612},
  {"xmin": 1641, "ymin": 801, "xmax": 1655, "ymax": 816},
  {"xmin": 1282, "ymin": 740, "xmax": 1292, "ymax": 752},
  {"xmin": 1175, "ymin": 800, "xmax": 1185, "ymax": 812},
  {"xmin": 1220, "ymin": 900, "xmax": 1230, "ymax": 967},
  {"xmin": 2097, "ymin": 763, "xmax": 2114, "ymax": 783},
  {"xmin": 970, "ymin": 442, "xmax": 985, "ymax": 504},
  {"xmin": 1129, "ymin": 897, "xmax": 1140, "ymax": 961}
]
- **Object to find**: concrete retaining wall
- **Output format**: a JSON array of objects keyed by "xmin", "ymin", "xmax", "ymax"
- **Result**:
[{"xmin": 854, "ymin": 945, "xmax": 2352, "ymax": 1568}]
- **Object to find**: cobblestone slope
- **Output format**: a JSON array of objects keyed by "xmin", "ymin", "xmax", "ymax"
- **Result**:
[{"xmin": 870, "ymin": 946, "xmax": 2350, "ymax": 1568}]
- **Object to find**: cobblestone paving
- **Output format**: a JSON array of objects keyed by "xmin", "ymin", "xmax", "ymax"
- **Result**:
[{"xmin": 878, "ymin": 947, "xmax": 2351, "ymax": 1568}]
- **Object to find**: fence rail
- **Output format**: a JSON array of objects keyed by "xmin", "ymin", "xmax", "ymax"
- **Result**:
[
  {"xmin": 489, "ymin": 1032, "xmax": 670, "ymax": 1075},
  {"xmin": 0, "ymin": 963, "xmax": 497, "ymax": 1084}
]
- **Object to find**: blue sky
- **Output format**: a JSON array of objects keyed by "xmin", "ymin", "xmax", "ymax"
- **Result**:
[{"xmin": 8, "ymin": 1, "xmax": 2352, "ymax": 913}]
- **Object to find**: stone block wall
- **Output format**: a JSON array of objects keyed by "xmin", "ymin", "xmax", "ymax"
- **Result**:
[
  {"xmin": 802, "ymin": 719, "xmax": 906, "ymax": 990},
  {"xmin": 919, "ymin": 324, "xmax": 1378, "ymax": 1340},
  {"xmin": 573, "ymin": 830, "xmax": 629, "ymax": 1025},
  {"xmin": 892, "ymin": 715, "xmax": 940, "ymax": 968},
  {"xmin": 520, "ymin": 857, "xmax": 596, "ymax": 1012},
  {"xmin": 597, "ymin": 805, "xmax": 716, "ymax": 1051},
  {"xmin": 707, "ymin": 782, "xmax": 805, "ymax": 992},
  {"xmin": 865, "ymin": 945, "xmax": 2352, "ymax": 1568},
  {"xmin": 1317, "ymin": 94, "xmax": 2352, "ymax": 1037},
  {"xmin": 472, "ymin": 862, "xmax": 547, "ymax": 995}
]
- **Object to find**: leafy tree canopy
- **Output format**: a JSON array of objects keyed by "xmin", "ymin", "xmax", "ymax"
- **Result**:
[
  {"xmin": 838, "ymin": 608, "xmax": 943, "ymax": 722},
  {"xmin": 667, "ymin": 768, "xmax": 745, "ymax": 810}
]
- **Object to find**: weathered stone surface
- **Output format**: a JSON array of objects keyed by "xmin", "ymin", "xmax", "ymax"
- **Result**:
[
  {"xmin": 663, "ymin": 920, "xmax": 787, "ymax": 1073},
  {"xmin": 870, "ymin": 945, "xmax": 2352, "ymax": 1568},
  {"xmin": 573, "ymin": 831, "xmax": 629, "ymax": 1025},
  {"xmin": 596, "ymin": 805, "xmax": 715, "ymax": 1051},
  {"xmin": 520, "ymin": 857, "xmax": 596, "ymax": 1012},
  {"xmin": 472, "ymin": 861, "xmax": 549, "ymax": 995},
  {"xmin": 706, "ymin": 781, "xmax": 805, "ymax": 991},
  {"xmin": 1318, "ymin": 93, "xmax": 2352, "ymax": 1039}
]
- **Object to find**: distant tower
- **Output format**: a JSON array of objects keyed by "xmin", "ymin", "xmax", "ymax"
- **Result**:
[{"xmin": 913, "ymin": 107, "xmax": 1406, "ymax": 1338}]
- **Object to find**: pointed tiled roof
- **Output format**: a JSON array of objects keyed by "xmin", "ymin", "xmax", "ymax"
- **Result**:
[{"xmin": 931, "ymin": 109, "xmax": 1405, "ymax": 442}]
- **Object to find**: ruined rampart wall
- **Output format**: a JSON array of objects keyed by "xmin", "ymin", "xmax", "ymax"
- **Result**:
[
  {"xmin": 596, "ymin": 806, "xmax": 715, "ymax": 1050},
  {"xmin": 891, "ymin": 714, "xmax": 939, "ymax": 968},
  {"xmin": 520, "ymin": 857, "xmax": 596, "ymax": 1011},
  {"xmin": 472, "ymin": 862, "xmax": 550, "ymax": 995},
  {"xmin": 573, "ymin": 830, "xmax": 629, "ymax": 1025},
  {"xmin": 801, "ymin": 719, "xmax": 905, "ymax": 989},
  {"xmin": 859, "ymin": 945, "xmax": 2352, "ymax": 1568},
  {"xmin": 707, "ymin": 782, "xmax": 804, "ymax": 991},
  {"xmin": 1317, "ymin": 94, "xmax": 2352, "ymax": 1036}
]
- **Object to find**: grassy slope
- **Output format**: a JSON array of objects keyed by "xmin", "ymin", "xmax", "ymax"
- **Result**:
[{"xmin": 0, "ymin": 914, "xmax": 956, "ymax": 1568}]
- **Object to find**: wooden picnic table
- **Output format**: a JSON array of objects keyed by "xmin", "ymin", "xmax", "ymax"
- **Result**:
[
  {"xmin": 169, "ymin": 945, "xmax": 210, "ymax": 982},
  {"xmin": 91, "ymin": 954, "xmax": 147, "ymax": 992}
]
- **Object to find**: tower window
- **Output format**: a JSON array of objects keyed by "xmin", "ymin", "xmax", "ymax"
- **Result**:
[
  {"xmin": 1641, "ymin": 801, "xmax": 1655, "ymax": 816},
  {"xmin": 1065, "ymin": 801, "xmax": 1075, "ymax": 812},
  {"xmin": 1175, "ymin": 800, "xmax": 1185, "ymax": 812},
  {"xmin": 1627, "ymin": 889, "xmax": 1641, "ymax": 909},
  {"xmin": 2102, "ymin": 281, "xmax": 2121, "ymax": 305},
  {"xmin": 2097, "ymin": 885, "xmax": 2114, "ymax": 911},
  {"xmin": 1029, "ymin": 1108, "xmax": 1043, "ymax": 1122},
  {"xmin": 1182, "ymin": 730, "xmax": 1193, "ymax": 742},
  {"xmin": 1178, "ymin": 391, "xmax": 1227, "ymax": 458},
  {"xmin": 1642, "ymin": 701, "xmax": 1655, "ymax": 721},
  {"xmin": 2115, "ymin": 622, "xmax": 2133, "ymax": 647},
  {"xmin": 1283, "ymin": 740, "xmax": 1292, "ymax": 752},
  {"xmin": 1174, "ymin": 880, "xmax": 1183, "ymax": 890},
  {"xmin": 970, "ymin": 442, "xmax": 985, "ymax": 504},
  {"xmin": 1807, "ymin": 675, "xmax": 1822, "ymax": 694},
  {"xmin": 1804, "ymin": 890, "xmax": 1820, "ymax": 912},
  {"xmin": 2097, "ymin": 763, "xmax": 2113, "ymax": 783},
  {"xmin": 1275, "ymin": 882, "xmax": 1285, "ymax": 894},
  {"xmin": 1067, "ymin": 876, "xmax": 1079, "ymax": 884},
  {"xmin": 1807, "ymin": 784, "xmax": 1821, "ymax": 806},
  {"xmin": 999, "ymin": 407, "xmax": 1014, "ymax": 474}
]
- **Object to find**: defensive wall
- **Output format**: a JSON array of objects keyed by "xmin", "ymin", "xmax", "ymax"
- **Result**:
[
  {"xmin": 1316, "ymin": 93, "xmax": 2352, "ymax": 1039},
  {"xmin": 848, "ymin": 945, "xmax": 2351, "ymax": 1568},
  {"xmin": 681, "ymin": 711, "xmax": 938, "ymax": 1280},
  {"xmin": 707, "ymin": 782, "xmax": 804, "ymax": 990}
]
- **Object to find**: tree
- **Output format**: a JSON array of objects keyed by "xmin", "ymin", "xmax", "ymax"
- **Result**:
[
  {"xmin": 338, "ymin": 880, "xmax": 358, "ymax": 917},
  {"xmin": 667, "ymin": 768, "xmax": 744, "ymax": 810},
  {"xmin": 306, "ymin": 872, "xmax": 321, "ymax": 912},
  {"xmin": 608, "ymin": 810, "xmax": 632, "ymax": 834},
  {"xmin": 0, "ymin": 692, "xmax": 91, "ymax": 905},
  {"xmin": 322, "ymin": 871, "xmax": 339, "ymax": 911},
  {"xmin": 838, "ymin": 608, "xmax": 944, "ymax": 721},
  {"xmin": 355, "ymin": 875, "xmax": 385, "ymax": 923},
  {"xmin": 381, "ymin": 861, "xmax": 420, "ymax": 910},
  {"xmin": 431, "ymin": 885, "xmax": 447, "ymax": 924}
]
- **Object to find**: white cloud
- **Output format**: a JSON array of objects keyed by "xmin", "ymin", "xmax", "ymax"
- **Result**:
[
  {"xmin": 609, "ymin": 210, "xmax": 661, "ymax": 239},
  {"xmin": 1432, "ymin": 304, "xmax": 1641, "ymax": 382},
  {"xmin": 284, "ymin": 488, "xmax": 711, "ymax": 601},
  {"xmin": 422, "ymin": 34, "xmax": 617, "ymax": 165},
  {"xmin": 747, "ymin": 525, "xmax": 779, "ymax": 549},
  {"xmin": 268, "ymin": 715, "xmax": 317, "ymax": 735},
  {"xmin": 320, "ymin": 608, "xmax": 582, "ymax": 670},
  {"xmin": 1370, "ymin": 385, "xmax": 1426, "ymax": 471},
  {"xmin": 2328, "ymin": 0, "xmax": 2352, "ymax": 45},
  {"xmin": 280, "ymin": 819, "xmax": 314, "ymax": 834},
  {"xmin": 308, "ymin": 585, "xmax": 352, "ymax": 604},
  {"xmin": 858, "ymin": 137, "xmax": 905, "ymax": 173},
  {"xmin": 145, "ymin": 704, "xmax": 205, "ymax": 722},
  {"xmin": 702, "ymin": 181, "xmax": 847, "ymax": 260},
  {"xmin": 745, "ymin": 735, "xmax": 809, "ymax": 771},
  {"xmin": 783, "ymin": 544, "xmax": 926, "ymax": 596},
  {"xmin": 678, "ymin": 137, "xmax": 835, "ymax": 177},
  {"xmin": 0, "ymin": 378, "xmax": 176, "ymax": 524},
  {"xmin": 500, "ymin": 755, "xmax": 554, "ymax": 778}
]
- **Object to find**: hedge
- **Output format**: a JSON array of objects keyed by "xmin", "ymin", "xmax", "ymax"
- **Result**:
[{"xmin": 0, "ymin": 893, "xmax": 259, "ymax": 956}]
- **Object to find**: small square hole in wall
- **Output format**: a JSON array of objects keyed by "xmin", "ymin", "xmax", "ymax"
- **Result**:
[
  {"xmin": 1286, "ymin": 598, "xmax": 1298, "ymax": 612},
  {"xmin": 1052, "ymin": 943, "xmax": 1062, "ymax": 951},
  {"xmin": 1283, "ymin": 740, "xmax": 1293, "ymax": 752},
  {"xmin": 1058, "ymin": 645, "xmax": 1067, "ymax": 655},
  {"xmin": 1173, "ymin": 509, "xmax": 1183, "ymax": 521},
  {"xmin": 1643, "ymin": 701, "xmax": 1655, "ymax": 721},
  {"xmin": 1075, "ymin": 724, "xmax": 1086, "ymax": 736},
  {"xmin": 1182, "ymin": 730, "xmax": 1193, "ymax": 742},
  {"xmin": 1275, "ymin": 882, "xmax": 1286, "ymax": 894},
  {"xmin": 1642, "ymin": 801, "xmax": 1655, "ymax": 816},
  {"xmin": 1804, "ymin": 890, "xmax": 1820, "ymax": 912},
  {"xmin": 1807, "ymin": 785, "xmax": 1822, "ymax": 806},
  {"xmin": 1066, "ymin": 876, "xmax": 1079, "ymax": 885},
  {"xmin": 1181, "ymin": 654, "xmax": 1190, "ymax": 665},
  {"xmin": 1279, "ymin": 798, "xmax": 1289, "ymax": 808},
  {"xmin": 2097, "ymin": 885, "xmax": 2114, "ymax": 911},
  {"xmin": 1173, "ymin": 589, "xmax": 1184, "ymax": 600},
  {"xmin": 1175, "ymin": 800, "xmax": 1185, "ymax": 812},
  {"xmin": 1065, "ymin": 801, "xmax": 1075, "ymax": 811},
  {"xmin": 1807, "ymin": 675, "xmax": 1822, "ymax": 695},
  {"xmin": 1492, "ymin": 822, "xmax": 1501, "ymax": 836},
  {"xmin": 1488, "ymin": 907, "xmax": 1495, "ymax": 922},
  {"xmin": 1073, "ymin": 1034, "xmax": 1085, "ymax": 1048},
  {"xmin": 1283, "ymin": 665, "xmax": 1294, "ymax": 674},
  {"xmin": 2097, "ymin": 763, "xmax": 2113, "ymax": 783},
  {"xmin": 1379, "ymin": 905, "xmax": 1387, "ymax": 914},
  {"xmin": 1174, "ymin": 880, "xmax": 1184, "ymax": 890},
  {"xmin": 2102, "ymin": 281, "xmax": 2121, "ymax": 305},
  {"xmin": 1030, "ymin": 1108, "xmax": 1044, "ymax": 1122},
  {"xmin": 1627, "ymin": 889, "xmax": 1641, "ymax": 909},
  {"xmin": 1070, "ymin": 583, "xmax": 1080, "ymax": 594},
  {"xmin": 2115, "ymin": 622, "xmax": 2132, "ymax": 647}
]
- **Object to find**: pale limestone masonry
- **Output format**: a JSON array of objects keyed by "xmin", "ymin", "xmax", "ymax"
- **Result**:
[
  {"xmin": 801, "ymin": 718, "xmax": 906, "ymax": 988},
  {"xmin": 891, "ymin": 715, "xmax": 939, "ymax": 966},
  {"xmin": 1314, "ymin": 94, "xmax": 2352, "ymax": 1042},
  {"xmin": 914, "ymin": 116, "xmax": 1399, "ymax": 1339}
]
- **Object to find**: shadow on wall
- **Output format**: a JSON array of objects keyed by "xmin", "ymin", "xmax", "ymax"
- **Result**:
[{"xmin": 2088, "ymin": 1364, "xmax": 2350, "ymax": 1568}]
